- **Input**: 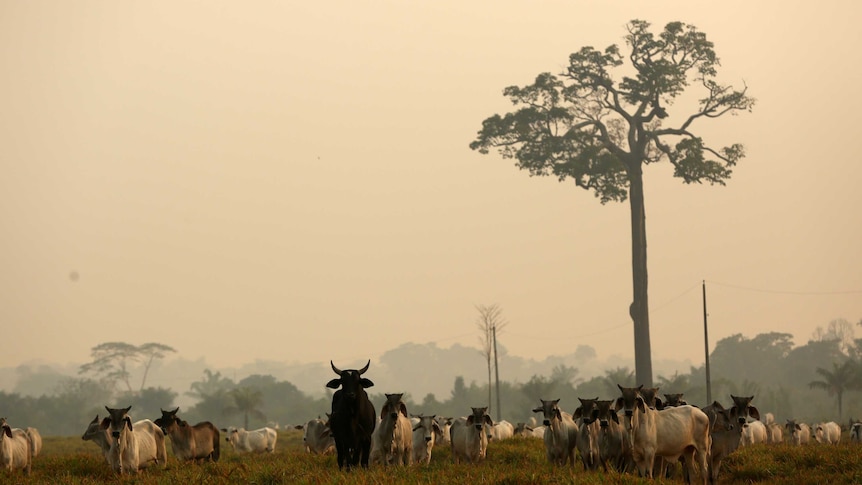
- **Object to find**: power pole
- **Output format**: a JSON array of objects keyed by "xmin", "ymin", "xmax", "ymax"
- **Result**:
[
  {"xmin": 702, "ymin": 280, "xmax": 712, "ymax": 404},
  {"xmin": 492, "ymin": 324, "xmax": 501, "ymax": 421}
]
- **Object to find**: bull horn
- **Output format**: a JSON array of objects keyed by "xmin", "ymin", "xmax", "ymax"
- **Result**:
[
  {"xmin": 358, "ymin": 359, "xmax": 370, "ymax": 375},
  {"xmin": 331, "ymin": 361, "xmax": 342, "ymax": 375}
]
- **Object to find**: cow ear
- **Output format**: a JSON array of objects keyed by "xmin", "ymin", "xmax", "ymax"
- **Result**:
[
  {"xmin": 613, "ymin": 397, "xmax": 624, "ymax": 411},
  {"xmin": 125, "ymin": 417, "xmax": 133, "ymax": 431},
  {"xmin": 433, "ymin": 422, "xmax": 441, "ymax": 434},
  {"xmin": 531, "ymin": 407, "xmax": 541, "ymax": 413},
  {"xmin": 590, "ymin": 409, "xmax": 599, "ymax": 420},
  {"xmin": 2, "ymin": 425, "xmax": 11, "ymax": 438},
  {"xmin": 399, "ymin": 403, "xmax": 408, "ymax": 417},
  {"xmin": 101, "ymin": 417, "xmax": 111, "ymax": 430},
  {"xmin": 795, "ymin": 424, "xmax": 801, "ymax": 431},
  {"xmin": 729, "ymin": 406, "xmax": 738, "ymax": 417},
  {"xmin": 636, "ymin": 397, "xmax": 645, "ymax": 413},
  {"xmin": 573, "ymin": 407, "xmax": 582, "ymax": 419},
  {"xmin": 325, "ymin": 378, "xmax": 341, "ymax": 389},
  {"xmin": 611, "ymin": 412, "xmax": 619, "ymax": 424},
  {"xmin": 466, "ymin": 415, "xmax": 475, "ymax": 425},
  {"xmin": 484, "ymin": 415, "xmax": 494, "ymax": 426},
  {"xmin": 748, "ymin": 406, "xmax": 761, "ymax": 421},
  {"xmin": 655, "ymin": 397, "xmax": 664, "ymax": 410},
  {"xmin": 360, "ymin": 378, "xmax": 374, "ymax": 388},
  {"xmin": 554, "ymin": 408, "xmax": 562, "ymax": 420}
]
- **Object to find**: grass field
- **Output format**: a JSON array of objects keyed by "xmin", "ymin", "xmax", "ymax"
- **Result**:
[{"xmin": 11, "ymin": 429, "xmax": 862, "ymax": 484}]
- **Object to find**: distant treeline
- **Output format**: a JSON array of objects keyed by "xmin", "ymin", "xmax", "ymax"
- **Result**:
[{"xmin": 2, "ymin": 329, "xmax": 862, "ymax": 436}]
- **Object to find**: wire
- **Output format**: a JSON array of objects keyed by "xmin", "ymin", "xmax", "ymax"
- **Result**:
[{"xmin": 705, "ymin": 280, "xmax": 862, "ymax": 296}]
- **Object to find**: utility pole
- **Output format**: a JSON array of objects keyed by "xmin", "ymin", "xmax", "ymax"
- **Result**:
[
  {"xmin": 492, "ymin": 324, "xmax": 501, "ymax": 421},
  {"xmin": 702, "ymin": 280, "xmax": 712, "ymax": 404}
]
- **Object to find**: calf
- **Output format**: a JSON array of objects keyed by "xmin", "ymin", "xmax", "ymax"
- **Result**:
[
  {"xmin": 0, "ymin": 418, "xmax": 31, "ymax": 475},
  {"xmin": 411, "ymin": 414, "xmax": 441, "ymax": 465},
  {"xmin": 741, "ymin": 420, "xmax": 767, "ymax": 446},
  {"xmin": 155, "ymin": 407, "xmax": 220, "ymax": 461},
  {"xmin": 450, "ymin": 407, "xmax": 493, "ymax": 464},
  {"xmin": 222, "ymin": 426, "xmax": 277, "ymax": 453},
  {"xmin": 370, "ymin": 393, "xmax": 413, "ymax": 466},
  {"xmin": 573, "ymin": 397, "xmax": 600, "ymax": 471},
  {"xmin": 785, "ymin": 419, "xmax": 811, "ymax": 446},
  {"xmin": 701, "ymin": 401, "xmax": 742, "ymax": 484},
  {"xmin": 616, "ymin": 385, "xmax": 710, "ymax": 485},
  {"xmin": 532, "ymin": 399, "xmax": 578, "ymax": 466}
]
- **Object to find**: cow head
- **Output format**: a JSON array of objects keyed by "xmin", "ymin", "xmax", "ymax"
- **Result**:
[
  {"xmin": 102, "ymin": 406, "xmax": 133, "ymax": 439},
  {"xmin": 532, "ymin": 399, "xmax": 562, "ymax": 426},
  {"xmin": 381, "ymin": 393, "xmax": 408, "ymax": 420},
  {"xmin": 574, "ymin": 397, "xmax": 599, "ymax": 424},
  {"xmin": 466, "ymin": 407, "xmax": 493, "ymax": 431},
  {"xmin": 221, "ymin": 426, "xmax": 239, "ymax": 443},
  {"xmin": 591, "ymin": 400, "xmax": 618, "ymax": 429},
  {"xmin": 729, "ymin": 395, "xmax": 760, "ymax": 425},
  {"xmin": 412, "ymin": 415, "xmax": 441, "ymax": 443},
  {"xmin": 702, "ymin": 401, "xmax": 735, "ymax": 433},
  {"xmin": 639, "ymin": 387, "xmax": 663, "ymax": 410},
  {"xmin": 154, "ymin": 407, "xmax": 182, "ymax": 435},
  {"xmin": 663, "ymin": 393, "xmax": 687, "ymax": 407},
  {"xmin": 0, "ymin": 418, "xmax": 10, "ymax": 439},
  {"xmin": 615, "ymin": 384, "xmax": 645, "ymax": 418},
  {"xmin": 326, "ymin": 360, "xmax": 374, "ymax": 399},
  {"xmin": 81, "ymin": 415, "xmax": 103, "ymax": 441}
]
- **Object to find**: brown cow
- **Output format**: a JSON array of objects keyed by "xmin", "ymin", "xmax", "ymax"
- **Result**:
[
  {"xmin": 701, "ymin": 401, "xmax": 742, "ymax": 484},
  {"xmin": 154, "ymin": 408, "xmax": 220, "ymax": 462}
]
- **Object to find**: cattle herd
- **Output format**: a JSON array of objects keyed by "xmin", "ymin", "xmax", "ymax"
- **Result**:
[{"xmin": 1, "ymin": 360, "xmax": 861, "ymax": 481}]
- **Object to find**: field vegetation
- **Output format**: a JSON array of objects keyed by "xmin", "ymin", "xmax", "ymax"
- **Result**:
[{"xmin": 13, "ymin": 429, "xmax": 862, "ymax": 484}]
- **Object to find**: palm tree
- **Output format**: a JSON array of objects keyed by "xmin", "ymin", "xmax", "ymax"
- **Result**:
[
  {"xmin": 603, "ymin": 367, "xmax": 636, "ymax": 397},
  {"xmin": 223, "ymin": 387, "xmax": 266, "ymax": 430},
  {"xmin": 808, "ymin": 360, "xmax": 857, "ymax": 420}
]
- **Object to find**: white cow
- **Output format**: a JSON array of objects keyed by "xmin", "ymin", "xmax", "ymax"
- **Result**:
[
  {"xmin": 785, "ymin": 420, "xmax": 811, "ymax": 446},
  {"xmin": 741, "ymin": 420, "xmax": 767, "ymax": 446},
  {"xmin": 411, "ymin": 414, "xmax": 441, "ymax": 465},
  {"xmin": 532, "ymin": 399, "xmax": 578, "ymax": 466},
  {"xmin": 370, "ymin": 393, "xmax": 413, "ymax": 466},
  {"xmin": 25, "ymin": 428, "xmax": 41, "ymax": 458},
  {"xmin": 487, "ymin": 420, "xmax": 514, "ymax": 441},
  {"xmin": 616, "ymin": 385, "xmax": 710, "ymax": 484},
  {"xmin": 84, "ymin": 415, "xmax": 167, "ymax": 471},
  {"xmin": 222, "ymin": 426, "xmax": 277, "ymax": 453},
  {"xmin": 450, "ymin": 407, "xmax": 493, "ymax": 464},
  {"xmin": 0, "ymin": 418, "xmax": 31, "ymax": 475},
  {"xmin": 814, "ymin": 421, "xmax": 841, "ymax": 445},
  {"xmin": 103, "ymin": 406, "xmax": 139, "ymax": 475},
  {"xmin": 573, "ymin": 397, "xmax": 600, "ymax": 471},
  {"xmin": 851, "ymin": 422, "xmax": 862, "ymax": 443},
  {"xmin": 295, "ymin": 418, "xmax": 334, "ymax": 455},
  {"xmin": 435, "ymin": 417, "xmax": 453, "ymax": 446}
]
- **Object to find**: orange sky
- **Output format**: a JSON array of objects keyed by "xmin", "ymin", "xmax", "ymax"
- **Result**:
[{"xmin": 1, "ymin": 1, "xmax": 860, "ymax": 372}]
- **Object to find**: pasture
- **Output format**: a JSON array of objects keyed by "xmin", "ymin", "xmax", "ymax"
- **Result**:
[{"xmin": 12, "ymin": 429, "xmax": 862, "ymax": 484}]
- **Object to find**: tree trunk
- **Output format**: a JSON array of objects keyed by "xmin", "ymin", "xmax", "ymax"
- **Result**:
[{"xmin": 628, "ymin": 163, "xmax": 653, "ymax": 387}]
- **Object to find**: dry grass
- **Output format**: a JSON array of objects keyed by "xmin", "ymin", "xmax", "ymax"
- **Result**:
[{"xmin": 12, "ymin": 430, "xmax": 862, "ymax": 484}]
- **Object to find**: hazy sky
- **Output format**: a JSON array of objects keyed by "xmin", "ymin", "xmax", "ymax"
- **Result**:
[{"xmin": 2, "ymin": 1, "xmax": 860, "ymax": 374}]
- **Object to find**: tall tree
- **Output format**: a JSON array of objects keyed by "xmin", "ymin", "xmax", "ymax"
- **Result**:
[
  {"xmin": 470, "ymin": 20, "xmax": 754, "ymax": 385},
  {"xmin": 808, "ymin": 360, "xmax": 857, "ymax": 420},
  {"xmin": 79, "ymin": 341, "xmax": 176, "ymax": 393},
  {"xmin": 475, "ymin": 304, "xmax": 507, "ymax": 416}
]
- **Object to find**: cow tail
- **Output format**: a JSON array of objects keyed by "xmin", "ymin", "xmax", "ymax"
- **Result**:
[{"xmin": 213, "ymin": 428, "xmax": 221, "ymax": 462}]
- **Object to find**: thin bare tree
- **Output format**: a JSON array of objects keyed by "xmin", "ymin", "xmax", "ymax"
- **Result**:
[{"xmin": 476, "ymin": 304, "xmax": 507, "ymax": 415}]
